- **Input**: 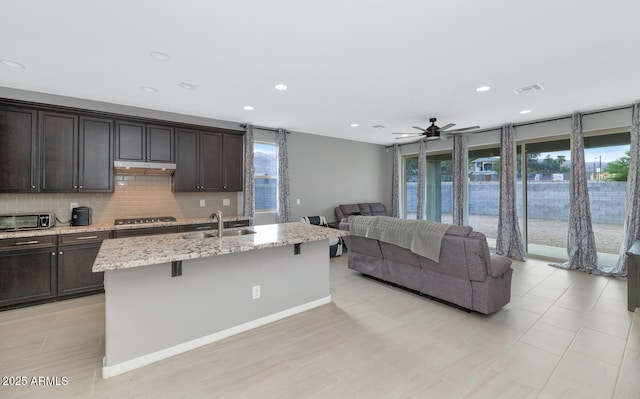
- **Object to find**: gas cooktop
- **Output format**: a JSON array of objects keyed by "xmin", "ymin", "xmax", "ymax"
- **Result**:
[{"xmin": 114, "ymin": 216, "xmax": 177, "ymax": 226}]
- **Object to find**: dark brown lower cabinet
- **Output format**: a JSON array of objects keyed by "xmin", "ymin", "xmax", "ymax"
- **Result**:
[
  {"xmin": 0, "ymin": 236, "xmax": 57, "ymax": 309},
  {"xmin": 113, "ymin": 226, "xmax": 179, "ymax": 238},
  {"xmin": 57, "ymin": 232, "xmax": 110, "ymax": 297}
]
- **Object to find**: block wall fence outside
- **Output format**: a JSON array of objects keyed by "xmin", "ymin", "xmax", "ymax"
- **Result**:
[
  {"xmin": 406, "ymin": 181, "xmax": 627, "ymax": 225},
  {"xmin": 0, "ymin": 175, "xmax": 241, "ymax": 224}
]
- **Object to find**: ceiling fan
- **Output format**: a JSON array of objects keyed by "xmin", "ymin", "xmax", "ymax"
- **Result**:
[{"xmin": 393, "ymin": 117, "xmax": 480, "ymax": 141}]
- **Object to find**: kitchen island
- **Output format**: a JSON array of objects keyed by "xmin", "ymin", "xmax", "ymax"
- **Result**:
[{"xmin": 93, "ymin": 222, "xmax": 348, "ymax": 379}]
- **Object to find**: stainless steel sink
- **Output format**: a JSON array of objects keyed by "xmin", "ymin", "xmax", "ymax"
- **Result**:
[
  {"xmin": 221, "ymin": 229, "xmax": 256, "ymax": 237},
  {"xmin": 181, "ymin": 232, "xmax": 215, "ymax": 239}
]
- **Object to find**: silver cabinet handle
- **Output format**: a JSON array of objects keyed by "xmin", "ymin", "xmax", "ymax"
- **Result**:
[
  {"xmin": 75, "ymin": 235, "xmax": 98, "ymax": 240},
  {"xmin": 196, "ymin": 226, "xmax": 212, "ymax": 230},
  {"xmin": 14, "ymin": 240, "xmax": 40, "ymax": 246}
]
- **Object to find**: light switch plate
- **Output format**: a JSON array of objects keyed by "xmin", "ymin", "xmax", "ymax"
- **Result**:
[
  {"xmin": 199, "ymin": 199, "xmax": 205, "ymax": 207},
  {"xmin": 223, "ymin": 198, "xmax": 230, "ymax": 206}
]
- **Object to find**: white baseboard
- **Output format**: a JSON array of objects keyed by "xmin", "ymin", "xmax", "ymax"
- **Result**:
[{"xmin": 102, "ymin": 295, "xmax": 332, "ymax": 379}]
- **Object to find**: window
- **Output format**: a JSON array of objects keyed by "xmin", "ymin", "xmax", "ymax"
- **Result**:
[
  {"xmin": 522, "ymin": 132, "xmax": 629, "ymax": 267},
  {"xmin": 254, "ymin": 142, "xmax": 277, "ymax": 211},
  {"xmin": 468, "ymin": 148, "xmax": 501, "ymax": 245}
]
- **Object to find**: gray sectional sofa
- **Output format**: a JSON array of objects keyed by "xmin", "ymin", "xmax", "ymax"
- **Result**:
[
  {"xmin": 343, "ymin": 217, "xmax": 513, "ymax": 314},
  {"xmin": 335, "ymin": 202, "xmax": 387, "ymax": 230}
]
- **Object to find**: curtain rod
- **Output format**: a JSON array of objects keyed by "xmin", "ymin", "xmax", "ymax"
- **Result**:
[
  {"xmin": 240, "ymin": 124, "xmax": 290, "ymax": 133},
  {"xmin": 387, "ymin": 102, "xmax": 635, "ymax": 149}
]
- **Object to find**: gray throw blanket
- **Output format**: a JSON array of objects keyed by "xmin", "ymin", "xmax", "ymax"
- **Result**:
[{"xmin": 349, "ymin": 216, "xmax": 452, "ymax": 262}]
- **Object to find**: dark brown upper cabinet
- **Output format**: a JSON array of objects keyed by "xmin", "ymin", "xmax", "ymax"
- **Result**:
[
  {"xmin": 173, "ymin": 129, "xmax": 243, "ymax": 192},
  {"xmin": 39, "ymin": 111, "xmax": 78, "ymax": 192},
  {"xmin": 0, "ymin": 105, "xmax": 38, "ymax": 193},
  {"xmin": 39, "ymin": 112, "xmax": 113, "ymax": 193},
  {"xmin": 222, "ymin": 133, "xmax": 244, "ymax": 191},
  {"xmin": 78, "ymin": 117, "xmax": 114, "ymax": 192},
  {"xmin": 115, "ymin": 121, "xmax": 174, "ymax": 163}
]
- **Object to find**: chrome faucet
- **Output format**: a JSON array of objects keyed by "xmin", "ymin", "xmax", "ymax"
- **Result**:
[{"xmin": 211, "ymin": 210, "xmax": 223, "ymax": 237}]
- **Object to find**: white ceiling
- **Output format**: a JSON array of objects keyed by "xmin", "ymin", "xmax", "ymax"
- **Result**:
[{"xmin": 1, "ymin": 0, "xmax": 639, "ymax": 145}]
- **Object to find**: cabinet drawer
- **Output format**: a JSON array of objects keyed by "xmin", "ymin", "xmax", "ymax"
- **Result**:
[
  {"xmin": 114, "ymin": 226, "xmax": 179, "ymax": 238},
  {"xmin": 59, "ymin": 231, "xmax": 111, "ymax": 245},
  {"xmin": 0, "ymin": 235, "xmax": 57, "ymax": 250},
  {"xmin": 179, "ymin": 223, "xmax": 217, "ymax": 232}
]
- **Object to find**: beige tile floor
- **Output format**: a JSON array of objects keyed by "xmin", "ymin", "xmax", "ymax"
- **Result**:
[{"xmin": 0, "ymin": 254, "xmax": 639, "ymax": 398}]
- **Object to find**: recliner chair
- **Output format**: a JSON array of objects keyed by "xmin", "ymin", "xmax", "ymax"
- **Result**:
[{"xmin": 300, "ymin": 216, "xmax": 343, "ymax": 257}]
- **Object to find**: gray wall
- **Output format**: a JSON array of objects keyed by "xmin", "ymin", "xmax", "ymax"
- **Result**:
[{"xmin": 287, "ymin": 132, "xmax": 391, "ymax": 223}]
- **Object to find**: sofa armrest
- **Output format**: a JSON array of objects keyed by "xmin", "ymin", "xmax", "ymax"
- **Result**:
[{"xmin": 488, "ymin": 254, "xmax": 512, "ymax": 278}]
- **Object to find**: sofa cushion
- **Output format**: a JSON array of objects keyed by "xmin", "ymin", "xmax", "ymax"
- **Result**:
[
  {"xmin": 340, "ymin": 204, "xmax": 361, "ymax": 217},
  {"xmin": 358, "ymin": 203, "xmax": 372, "ymax": 215},
  {"xmin": 369, "ymin": 202, "xmax": 387, "ymax": 216}
]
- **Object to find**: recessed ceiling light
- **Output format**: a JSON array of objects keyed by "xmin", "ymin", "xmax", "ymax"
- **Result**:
[
  {"xmin": 350, "ymin": 123, "xmax": 359, "ymax": 127},
  {"xmin": 475, "ymin": 86, "xmax": 491, "ymax": 92},
  {"xmin": 179, "ymin": 81, "xmax": 198, "ymax": 90},
  {"xmin": 519, "ymin": 109, "xmax": 532, "ymax": 114},
  {"xmin": 274, "ymin": 84, "xmax": 288, "ymax": 91},
  {"xmin": 0, "ymin": 59, "xmax": 26, "ymax": 68},
  {"xmin": 243, "ymin": 106, "xmax": 254, "ymax": 111},
  {"xmin": 141, "ymin": 86, "xmax": 158, "ymax": 93},
  {"xmin": 150, "ymin": 51, "xmax": 171, "ymax": 61}
]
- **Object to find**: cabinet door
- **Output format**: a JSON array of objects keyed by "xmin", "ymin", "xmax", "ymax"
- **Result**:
[
  {"xmin": 79, "ymin": 116, "xmax": 114, "ymax": 192},
  {"xmin": 115, "ymin": 121, "xmax": 145, "ymax": 161},
  {"xmin": 173, "ymin": 128, "xmax": 199, "ymax": 192},
  {"xmin": 0, "ymin": 247, "xmax": 57, "ymax": 308},
  {"xmin": 58, "ymin": 243, "xmax": 104, "ymax": 296},
  {"xmin": 200, "ymin": 131, "xmax": 222, "ymax": 191},
  {"xmin": 223, "ymin": 133, "xmax": 244, "ymax": 191},
  {"xmin": 147, "ymin": 124, "xmax": 174, "ymax": 162},
  {"xmin": 40, "ymin": 111, "xmax": 78, "ymax": 192},
  {"xmin": 0, "ymin": 105, "xmax": 37, "ymax": 192}
]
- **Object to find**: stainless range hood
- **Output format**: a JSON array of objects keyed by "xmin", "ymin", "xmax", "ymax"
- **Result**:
[{"xmin": 114, "ymin": 161, "xmax": 176, "ymax": 176}]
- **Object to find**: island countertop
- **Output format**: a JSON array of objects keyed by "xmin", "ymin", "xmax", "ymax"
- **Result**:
[{"xmin": 93, "ymin": 222, "xmax": 348, "ymax": 272}]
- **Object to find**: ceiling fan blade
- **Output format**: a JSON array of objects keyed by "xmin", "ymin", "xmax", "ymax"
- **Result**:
[
  {"xmin": 395, "ymin": 136, "xmax": 418, "ymax": 140},
  {"xmin": 445, "ymin": 125, "xmax": 480, "ymax": 133},
  {"xmin": 440, "ymin": 123, "xmax": 456, "ymax": 131},
  {"xmin": 412, "ymin": 126, "xmax": 427, "ymax": 132},
  {"xmin": 392, "ymin": 132, "xmax": 422, "ymax": 135}
]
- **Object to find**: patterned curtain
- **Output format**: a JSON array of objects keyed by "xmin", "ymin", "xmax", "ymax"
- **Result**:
[
  {"xmin": 416, "ymin": 140, "xmax": 426, "ymax": 220},
  {"xmin": 554, "ymin": 113, "xmax": 599, "ymax": 272},
  {"xmin": 496, "ymin": 124, "xmax": 525, "ymax": 260},
  {"xmin": 242, "ymin": 125, "xmax": 255, "ymax": 225},
  {"xmin": 614, "ymin": 102, "xmax": 640, "ymax": 276},
  {"xmin": 391, "ymin": 144, "xmax": 400, "ymax": 218},
  {"xmin": 276, "ymin": 129, "xmax": 291, "ymax": 223},
  {"xmin": 452, "ymin": 134, "xmax": 468, "ymax": 225}
]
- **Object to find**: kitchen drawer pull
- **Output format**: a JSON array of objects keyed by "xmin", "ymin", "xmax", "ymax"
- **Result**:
[
  {"xmin": 196, "ymin": 226, "xmax": 212, "ymax": 230},
  {"xmin": 75, "ymin": 235, "xmax": 99, "ymax": 240},
  {"xmin": 14, "ymin": 240, "xmax": 40, "ymax": 246}
]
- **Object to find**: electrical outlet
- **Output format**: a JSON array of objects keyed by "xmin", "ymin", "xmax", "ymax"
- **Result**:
[
  {"xmin": 223, "ymin": 198, "xmax": 230, "ymax": 206},
  {"xmin": 252, "ymin": 285, "xmax": 261, "ymax": 299},
  {"xmin": 200, "ymin": 199, "xmax": 205, "ymax": 207},
  {"xmin": 70, "ymin": 202, "xmax": 78, "ymax": 211},
  {"xmin": 296, "ymin": 198, "xmax": 301, "ymax": 205}
]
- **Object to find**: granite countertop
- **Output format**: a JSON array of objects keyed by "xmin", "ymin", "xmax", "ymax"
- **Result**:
[
  {"xmin": 92, "ymin": 222, "xmax": 349, "ymax": 272},
  {"xmin": 0, "ymin": 216, "xmax": 250, "ymax": 239}
]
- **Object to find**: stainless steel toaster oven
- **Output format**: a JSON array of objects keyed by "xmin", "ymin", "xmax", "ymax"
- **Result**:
[{"xmin": 0, "ymin": 213, "xmax": 56, "ymax": 231}]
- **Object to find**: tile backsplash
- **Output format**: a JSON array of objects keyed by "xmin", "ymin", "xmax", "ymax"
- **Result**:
[{"xmin": 0, "ymin": 175, "xmax": 241, "ymax": 225}]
